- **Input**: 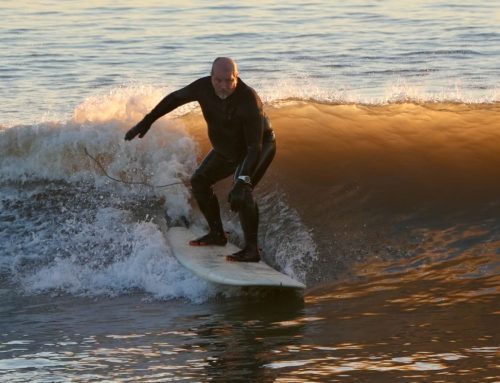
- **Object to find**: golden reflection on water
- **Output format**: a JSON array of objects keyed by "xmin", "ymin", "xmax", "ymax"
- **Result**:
[
  {"xmin": 307, "ymin": 223, "xmax": 500, "ymax": 307},
  {"xmin": 265, "ymin": 344, "xmax": 500, "ymax": 382},
  {"xmin": 298, "ymin": 228, "xmax": 499, "ymax": 382},
  {"xmin": 272, "ymin": 316, "xmax": 325, "ymax": 328}
]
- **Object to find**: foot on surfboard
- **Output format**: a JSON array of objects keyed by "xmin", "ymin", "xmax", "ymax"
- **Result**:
[
  {"xmin": 226, "ymin": 248, "xmax": 260, "ymax": 263},
  {"xmin": 189, "ymin": 232, "xmax": 227, "ymax": 247}
]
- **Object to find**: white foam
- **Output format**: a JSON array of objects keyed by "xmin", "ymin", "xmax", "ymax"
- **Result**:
[
  {"xmin": 254, "ymin": 76, "xmax": 360, "ymax": 105},
  {"xmin": 262, "ymin": 193, "xmax": 317, "ymax": 283},
  {"xmin": 255, "ymin": 75, "xmax": 499, "ymax": 105},
  {"xmin": 381, "ymin": 77, "xmax": 500, "ymax": 104},
  {"xmin": 0, "ymin": 88, "xmax": 198, "ymax": 204},
  {"xmin": 0, "ymin": 87, "xmax": 316, "ymax": 300},
  {"xmin": 19, "ymin": 207, "xmax": 226, "ymax": 303},
  {"xmin": 71, "ymin": 85, "xmax": 198, "ymax": 125},
  {"xmin": 0, "ymin": 89, "xmax": 222, "ymax": 302},
  {"xmin": 224, "ymin": 191, "xmax": 317, "ymax": 284}
]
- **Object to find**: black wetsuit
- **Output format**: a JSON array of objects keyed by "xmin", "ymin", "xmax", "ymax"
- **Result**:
[
  {"xmin": 144, "ymin": 76, "xmax": 274, "ymax": 177},
  {"xmin": 142, "ymin": 76, "xmax": 275, "ymax": 252}
]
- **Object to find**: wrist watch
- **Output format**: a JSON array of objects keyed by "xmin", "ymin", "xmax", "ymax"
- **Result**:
[{"xmin": 237, "ymin": 175, "xmax": 252, "ymax": 185}]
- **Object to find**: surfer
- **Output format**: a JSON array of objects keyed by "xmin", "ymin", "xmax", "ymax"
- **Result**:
[{"xmin": 124, "ymin": 57, "xmax": 275, "ymax": 262}]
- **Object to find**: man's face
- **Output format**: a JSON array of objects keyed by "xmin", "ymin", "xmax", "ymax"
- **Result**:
[{"xmin": 211, "ymin": 67, "xmax": 237, "ymax": 100}]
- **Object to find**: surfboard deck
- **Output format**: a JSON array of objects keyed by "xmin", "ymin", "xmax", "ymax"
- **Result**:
[{"xmin": 165, "ymin": 226, "xmax": 306, "ymax": 289}]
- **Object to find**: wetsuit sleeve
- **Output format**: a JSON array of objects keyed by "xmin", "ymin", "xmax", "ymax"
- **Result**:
[
  {"xmin": 238, "ymin": 94, "xmax": 264, "ymax": 178},
  {"xmin": 142, "ymin": 79, "xmax": 201, "ymax": 124}
]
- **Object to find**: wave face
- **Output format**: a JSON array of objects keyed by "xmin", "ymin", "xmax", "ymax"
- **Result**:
[
  {"xmin": 266, "ymin": 101, "xmax": 500, "ymax": 212},
  {"xmin": 1, "ymin": 92, "xmax": 499, "ymax": 299}
]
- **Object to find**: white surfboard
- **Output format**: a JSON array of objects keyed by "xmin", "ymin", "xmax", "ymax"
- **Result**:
[{"xmin": 165, "ymin": 226, "xmax": 306, "ymax": 289}]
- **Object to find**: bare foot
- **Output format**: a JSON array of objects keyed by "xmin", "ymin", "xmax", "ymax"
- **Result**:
[
  {"xmin": 189, "ymin": 232, "xmax": 227, "ymax": 246},
  {"xmin": 225, "ymin": 248, "xmax": 260, "ymax": 262}
]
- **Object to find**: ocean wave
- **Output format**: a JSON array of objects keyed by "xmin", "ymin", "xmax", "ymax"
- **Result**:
[
  {"xmin": 2, "ymin": 92, "xmax": 499, "ymax": 213},
  {"xmin": 1, "ymin": 92, "xmax": 499, "ymax": 295},
  {"xmin": 2, "ymin": 94, "xmax": 499, "ymax": 215}
]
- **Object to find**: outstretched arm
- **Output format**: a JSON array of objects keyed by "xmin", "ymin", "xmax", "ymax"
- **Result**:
[{"xmin": 124, "ymin": 80, "xmax": 199, "ymax": 140}]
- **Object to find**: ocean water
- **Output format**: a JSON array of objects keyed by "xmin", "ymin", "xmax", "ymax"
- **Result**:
[{"xmin": 1, "ymin": 1, "xmax": 499, "ymax": 382}]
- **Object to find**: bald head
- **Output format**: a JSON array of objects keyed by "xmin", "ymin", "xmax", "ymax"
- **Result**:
[
  {"xmin": 211, "ymin": 57, "xmax": 239, "ymax": 99},
  {"xmin": 211, "ymin": 57, "xmax": 238, "ymax": 77}
]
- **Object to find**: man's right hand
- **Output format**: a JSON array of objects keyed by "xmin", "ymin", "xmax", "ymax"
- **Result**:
[
  {"xmin": 228, "ymin": 180, "xmax": 252, "ymax": 211},
  {"xmin": 124, "ymin": 119, "xmax": 152, "ymax": 141}
]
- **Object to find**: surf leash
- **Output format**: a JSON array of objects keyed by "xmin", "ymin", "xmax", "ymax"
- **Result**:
[{"xmin": 83, "ymin": 147, "xmax": 185, "ymax": 189}]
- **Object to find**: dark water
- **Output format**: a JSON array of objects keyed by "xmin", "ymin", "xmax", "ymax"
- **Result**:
[{"xmin": 2, "ymin": 264, "xmax": 498, "ymax": 382}]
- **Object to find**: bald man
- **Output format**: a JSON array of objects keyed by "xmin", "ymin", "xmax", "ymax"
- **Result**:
[{"xmin": 125, "ymin": 57, "xmax": 275, "ymax": 262}]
